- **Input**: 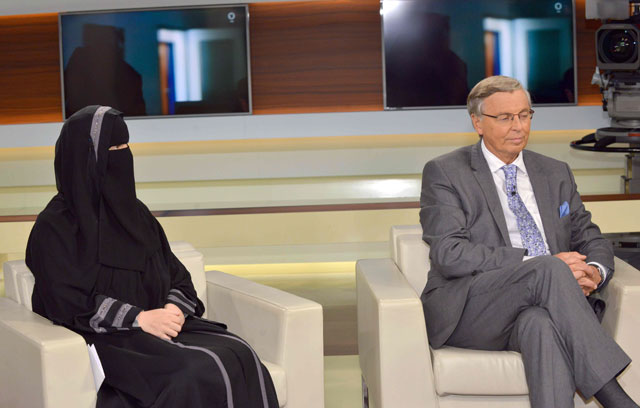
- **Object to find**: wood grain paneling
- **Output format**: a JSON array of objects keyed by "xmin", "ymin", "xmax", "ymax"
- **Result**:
[
  {"xmin": 0, "ymin": 1, "xmax": 609, "ymax": 125},
  {"xmin": 249, "ymin": 0, "xmax": 383, "ymax": 114},
  {"xmin": 575, "ymin": 0, "xmax": 604, "ymax": 106},
  {"xmin": 0, "ymin": 14, "xmax": 62, "ymax": 124}
]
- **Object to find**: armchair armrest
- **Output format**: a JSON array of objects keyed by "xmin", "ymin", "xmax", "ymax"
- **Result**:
[
  {"xmin": 600, "ymin": 257, "xmax": 640, "ymax": 400},
  {"xmin": 356, "ymin": 258, "xmax": 437, "ymax": 408},
  {"xmin": 0, "ymin": 297, "xmax": 95, "ymax": 408},
  {"xmin": 205, "ymin": 270, "xmax": 324, "ymax": 408}
]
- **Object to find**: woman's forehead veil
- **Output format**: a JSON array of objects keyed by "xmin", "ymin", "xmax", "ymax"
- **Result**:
[
  {"xmin": 50, "ymin": 105, "xmax": 154, "ymax": 271},
  {"xmin": 89, "ymin": 106, "xmax": 113, "ymax": 161},
  {"xmin": 53, "ymin": 105, "xmax": 123, "ymax": 195}
]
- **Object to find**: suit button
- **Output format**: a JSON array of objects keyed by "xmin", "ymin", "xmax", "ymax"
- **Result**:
[{"xmin": 471, "ymin": 271, "xmax": 478, "ymax": 276}]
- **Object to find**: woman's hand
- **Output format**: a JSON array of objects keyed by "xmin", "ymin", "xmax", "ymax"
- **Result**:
[
  {"xmin": 164, "ymin": 303, "xmax": 186, "ymax": 326},
  {"xmin": 137, "ymin": 307, "xmax": 184, "ymax": 340}
]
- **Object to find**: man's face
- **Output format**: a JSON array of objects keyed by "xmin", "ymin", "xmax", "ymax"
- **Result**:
[{"xmin": 471, "ymin": 90, "xmax": 531, "ymax": 164}]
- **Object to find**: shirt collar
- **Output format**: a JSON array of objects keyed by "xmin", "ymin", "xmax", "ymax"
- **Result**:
[{"xmin": 480, "ymin": 139, "xmax": 527, "ymax": 176}]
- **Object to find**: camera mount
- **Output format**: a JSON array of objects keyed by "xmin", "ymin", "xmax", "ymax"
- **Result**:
[
  {"xmin": 571, "ymin": 130, "xmax": 640, "ymax": 193},
  {"xmin": 571, "ymin": 1, "xmax": 640, "ymax": 193}
]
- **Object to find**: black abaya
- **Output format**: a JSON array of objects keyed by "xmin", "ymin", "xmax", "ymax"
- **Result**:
[{"xmin": 26, "ymin": 106, "xmax": 279, "ymax": 408}]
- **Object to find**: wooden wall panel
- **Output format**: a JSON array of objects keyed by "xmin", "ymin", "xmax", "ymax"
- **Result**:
[
  {"xmin": 575, "ymin": 0, "xmax": 604, "ymax": 105},
  {"xmin": 0, "ymin": 1, "xmax": 609, "ymax": 125},
  {"xmin": 0, "ymin": 14, "xmax": 62, "ymax": 124},
  {"xmin": 249, "ymin": 0, "xmax": 383, "ymax": 114}
]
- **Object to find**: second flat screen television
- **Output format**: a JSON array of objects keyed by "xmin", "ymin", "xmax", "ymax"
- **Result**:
[
  {"xmin": 382, "ymin": 0, "xmax": 576, "ymax": 109},
  {"xmin": 60, "ymin": 5, "xmax": 250, "ymax": 118}
]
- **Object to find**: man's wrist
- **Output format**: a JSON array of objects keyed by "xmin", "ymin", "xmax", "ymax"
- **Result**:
[{"xmin": 587, "ymin": 262, "xmax": 607, "ymax": 288}]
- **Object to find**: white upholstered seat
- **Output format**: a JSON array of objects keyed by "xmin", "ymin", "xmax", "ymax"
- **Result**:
[
  {"xmin": 357, "ymin": 225, "xmax": 640, "ymax": 407},
  {"xmin": 0, "ymin": 241, "xmax": 324, "ymax": 408}
]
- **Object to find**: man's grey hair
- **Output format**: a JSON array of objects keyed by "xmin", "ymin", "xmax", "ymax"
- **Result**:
[{"xmin": 467, "ymin": 75, "xmax": 532, "ymax": 117}]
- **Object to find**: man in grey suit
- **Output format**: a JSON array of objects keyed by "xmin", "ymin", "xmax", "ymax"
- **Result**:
[{"xmin": 420, "ymin": 75, "xmax": 638, "ymax": 408}]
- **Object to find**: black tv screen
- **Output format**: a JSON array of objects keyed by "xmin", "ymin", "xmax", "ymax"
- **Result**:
[
  {"xmin": 382, "ymin": 0, "xmax": 576, "ymax": 109},
  {"xmin": 60, "ymin": 5, "xmax": 251, "ymax": 119}
]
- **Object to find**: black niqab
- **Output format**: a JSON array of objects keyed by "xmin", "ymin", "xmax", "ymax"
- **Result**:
[
  {"xmin": 52, "ymin": 105, "xmax": 159, "ymax": 272},
  {"xmin": 25, "ymin": 105, "xmax": 279, "ymax": 408},
  {"xmin": 27, "ymin": 104, "xmax": 203, "ymax": 331}
]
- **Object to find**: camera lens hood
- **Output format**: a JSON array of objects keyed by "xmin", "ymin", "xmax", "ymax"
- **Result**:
[{"xmin": 597, "ymin": 24, "xmax": 640, "ymax": 70}]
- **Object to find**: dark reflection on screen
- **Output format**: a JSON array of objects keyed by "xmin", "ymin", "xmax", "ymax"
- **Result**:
[
  {"xmin": 65, "ymin": 24, "xmax": 146, "ymax": 117},
  {"xmin": 385, "ymin": 12, "xmax": 469, "ymax": 107},
  {"xmin": 60, "ymin": 6, "xmax": 250, "ymax": 118},
  {"xmin": 382, "ymin": 0, "xmax": 576, "ymax": 109}
]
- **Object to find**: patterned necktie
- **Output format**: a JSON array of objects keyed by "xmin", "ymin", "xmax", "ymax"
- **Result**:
[{"xmin": 502, "ymin": 164, "xmax": 547, "ymax": 256}]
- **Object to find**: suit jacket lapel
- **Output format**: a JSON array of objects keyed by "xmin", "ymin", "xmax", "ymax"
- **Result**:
[
  {"xmin": 470, "ymin": 141, "xmax": 512, "ymax": 247},
  {"xmin": 523, "ymin": 151, "xmax": 559, "ymax": 254}
]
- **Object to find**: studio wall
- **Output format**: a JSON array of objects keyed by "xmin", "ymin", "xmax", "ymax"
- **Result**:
[
  {"xmin": 0, "ymin": 13, "xmax": 61, "ymax": 124},
  {"xmin": 0, "ymin": 0, "xmax": 602, "ymax": 126}
]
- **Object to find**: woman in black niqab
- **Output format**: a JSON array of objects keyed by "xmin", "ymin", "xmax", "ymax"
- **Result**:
[{"xmin": 26, "ymin": 106, "xmax": 279, "ymax": 408}]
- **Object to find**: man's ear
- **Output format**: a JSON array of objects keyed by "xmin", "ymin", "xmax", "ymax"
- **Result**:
[{"xmin": 471, "ymin": 114, "xmax": 483, "ymax": 137}]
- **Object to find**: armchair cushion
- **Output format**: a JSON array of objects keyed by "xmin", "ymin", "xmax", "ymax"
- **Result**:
[
  {"xmin": 359, "ymin": 225, "xmax": 640, "ymax": 407},
  {"xmin": 432, "ymin": 346, "xmax": 528, "ymax": 396},
  {"xmin": 396, "ymin": 234, "xmax": 429, "ymax": 296},
  {"xmin": 17, "ymin": 268, "xmax": 35, "ymax": 311},
  {"xmin": 262, "ymin": 361, "xmax": 287, "ymax": 404},
  {"xmin": 389, "ymin": 225, "xmax": 422, "ymax": 264},
  {"xmin": 3, "ymin": 259, "xmax": 26, "ymax": 304},
  {"xmin": 168, "ymin": 242, "xmax": 207, "ymax": 317},
  {"xmin": 2, "ymin": 243, "xmax": 324, "ymax": 408}
]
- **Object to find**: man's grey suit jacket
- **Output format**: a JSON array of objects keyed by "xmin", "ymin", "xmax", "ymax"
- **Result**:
[{"xmin": 419, "ymin": 141, "xmax": 614, "ymax": 348}]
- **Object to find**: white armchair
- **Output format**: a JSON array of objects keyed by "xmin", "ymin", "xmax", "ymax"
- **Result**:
[
  {"xmin": 357, "ymin": 225, "xmax": 640, "ymax": 408},
  {"xmin": 0, "ymin": 242, "xmax": 324, "ymax": 408}
]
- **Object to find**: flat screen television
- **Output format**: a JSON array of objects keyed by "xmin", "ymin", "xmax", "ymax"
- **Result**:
[
  {"xmin": 59, "ymin": 5, "xmax": 251, "ymax": 119},
  {"xmin": 381, "ymin": 0, "xmax": 576, "ymax": 109}
]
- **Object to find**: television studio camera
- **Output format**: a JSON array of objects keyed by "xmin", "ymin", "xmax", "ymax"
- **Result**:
[{"xmin": 572, "ymin": 0, "xmax": 640, "ymax": 193}]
